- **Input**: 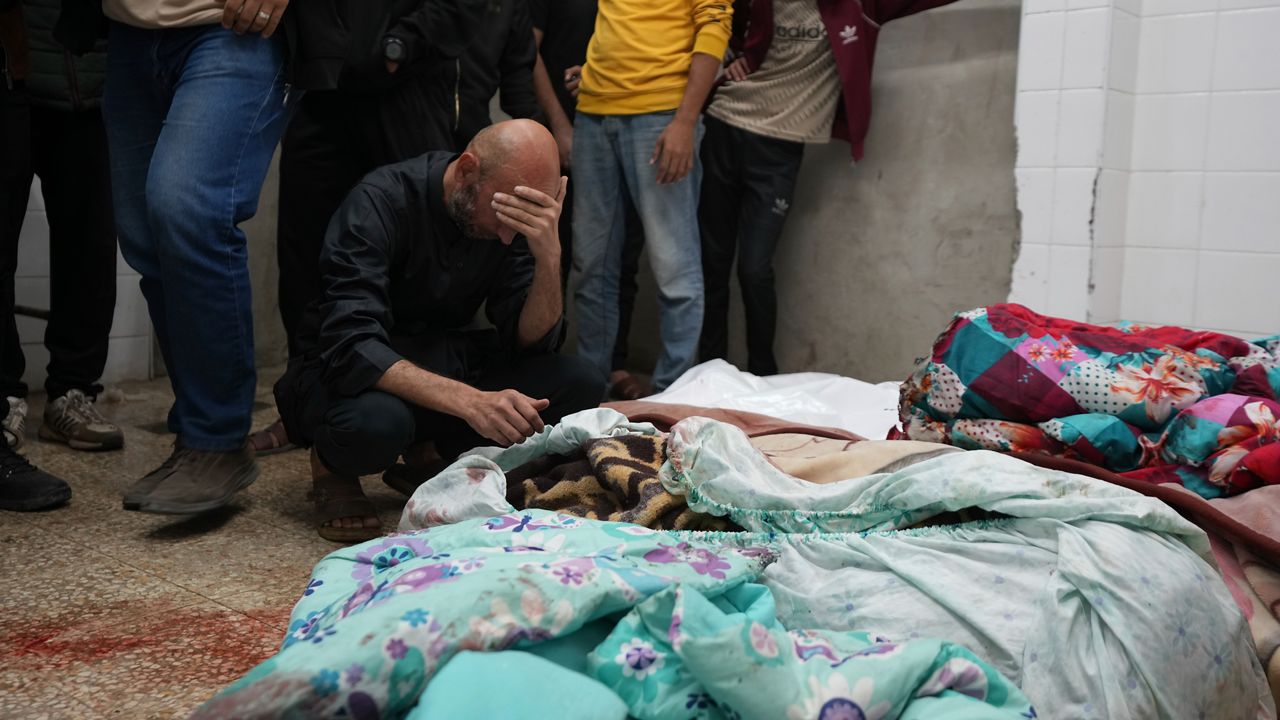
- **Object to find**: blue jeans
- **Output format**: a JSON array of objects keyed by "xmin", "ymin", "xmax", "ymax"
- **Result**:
[
  {"xmin": 570, "ymin": 112, "xmax": 705, "ymax": 392},
  {"xmin": 104, "ymin": 22, "xmax": 290, "ymax": 451}
]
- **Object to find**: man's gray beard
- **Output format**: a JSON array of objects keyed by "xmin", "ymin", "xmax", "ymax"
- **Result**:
[{"xmin": 447, "ymin": 183, "xmax": 487, "ymax": 240}]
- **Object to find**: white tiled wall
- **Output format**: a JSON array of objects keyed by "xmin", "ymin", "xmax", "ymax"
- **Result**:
[
  {"xmin": 1011, "ymin": 0, "xmax": 1280, "ymax": 339},
  {"xmin": 15, "ymin": 179, "xmax": 152, "ymax": 391},
  {"xmin": 1011, "ymin": 1, "xmax": 1110, "ymax": 321}
]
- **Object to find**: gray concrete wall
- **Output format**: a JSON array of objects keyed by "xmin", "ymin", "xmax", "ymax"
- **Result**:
[
  {"xmin": 240, "ymin": 0, "xmax": 1021, "ymax": 384},
  {"xmin": 622, "ymin": 0, "xmax": 1021, "ymax": 383}
]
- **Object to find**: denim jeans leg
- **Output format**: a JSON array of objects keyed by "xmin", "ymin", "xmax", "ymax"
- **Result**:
[
  {"xmin": 105, "ymin": 24, "xmax": 290, "ymax": 450},
  {"xmin": 616, "ymin": 112, "xmax": 705, "ymax": 392},
  {"xmin": 103, "ymin": 23, "xmax": 184, "ymax": 431},
  {"xmin": 570, "ymin": 113, "xmax": 628, "ymax": 386}
]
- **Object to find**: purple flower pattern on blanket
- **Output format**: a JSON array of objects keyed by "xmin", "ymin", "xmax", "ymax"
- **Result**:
[
  {"xmin": 643, "ymin": 542, "xmax": 733, "ymax": 579},
  {"xmin": 484, "ymin": 513, "xmax": 581, "ymax": 533},
  {"xmin": 917, "ymin": 658, "xmax": 990, "ymax": 701},
  {"xmin": 192, "ymin": 513, "xmax": 786, "ymax": 720},
  {"xmin": 341, "ymin": 560, "xmax": 466, "ymax": 618},
  {"xmin": 351, "ymin": 536, "xmax": 445, "ymax": 584}
]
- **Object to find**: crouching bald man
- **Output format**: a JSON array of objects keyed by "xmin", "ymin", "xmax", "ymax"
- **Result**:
[{"xmin": 275, "ymin": 120, "xmax": 603, "ymax": 542}]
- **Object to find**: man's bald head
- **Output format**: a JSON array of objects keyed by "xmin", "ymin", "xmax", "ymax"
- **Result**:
[
  {"xmin": 468, "ymin": 119, "xmax": 560, "ymax": 196},
  {"xmin": 446, "ymin": 120, "xmax": 563, "ymax": 243}
]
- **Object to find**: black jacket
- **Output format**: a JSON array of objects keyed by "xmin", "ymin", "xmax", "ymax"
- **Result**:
[
  {"xmin": 53, "ymin": 0, "xmax": 485, "ymax": 93},
  {"xmin": 24, "ymin": 0, "xmax": 103, "ymax": 110},
  {"xmin": 454, "ymin": 0, "xmax": 542, "ymax": 147},
  {"xmin": 287, "ymin": 151, "xmax": 561, "ymax": 399}
]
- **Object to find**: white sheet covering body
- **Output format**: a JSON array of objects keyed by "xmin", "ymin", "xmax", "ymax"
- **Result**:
[
  {"xmin": 645, "ymin": 359, "xmax": 902, "ymax": 439},
  {"xmin": 402, "ymin": 409, "xmax": 1274, "ymax": 719}
]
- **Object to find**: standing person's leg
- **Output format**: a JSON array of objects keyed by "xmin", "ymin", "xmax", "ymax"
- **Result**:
[
  {"xmin": 735, "ymin": 132, "xmax": 804, "ymax": 377},
  {"xmin": 35, "ymin": 105, "xmax": 124, "ymax": 450},
  {"xmin": 570, "ymin": 113, "xmax": 628, "ymax": 386},
  {"xmin": 103, "ymin": 22, "xmax": 184, "ymax": 437},
  {"xmin": 0, "ymin": 82, "xmax": 72, "ymax": 509},
  {"xmin": 0, "ymin": 79, "xmax": 33, "ymax": 448},
  {"xmin": 606, "ymin": 197, "xmax": 648, "ymax": 399},
  {"xmin": 254, "ymin": 93, "xmax": 361, "ymax": 456},
  {"xmin": 109, "ymin": 24, "xmax": 291, "ymax": 513},
  {"xmin": 696, "ymin": 115, "xmax": 745, "ymax": 366},
  {"xmin": 146, "ymin": 27, "xmax": 288, "ymax": 449},
  {"xmin": 615, "ymin": 112, "xmax": 705, "ymax": 392},
  {"xmin": 276, "ymin": 94, "xmax": 357, "ymax": 361}
]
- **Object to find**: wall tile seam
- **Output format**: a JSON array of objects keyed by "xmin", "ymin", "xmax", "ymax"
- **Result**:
[
  {"xmin": 1084, "ymin": 2, "xmax": 1121, "ymax": 323},
  {"xmin": 1124, "ymin": 171, "xmax": 1280, "ymax": 176},
  {"xmin": 1190, "ymin": 8, "xmax": 1221, "ymax": 334},
  {"xmin": 1140, "ymin": 8, "xmax": 1225, "ymax": 19},
  {"xmin": 1217, "ymin": 7, "xmax": 1280, "ymax": 16},
  {"xmin": 1112, "ymin": 89, "xmax": 1280, "ymax": 96},
  {"xmin": 1193, "ymin": 248, "xmax": 1280, "ymax": 257}
]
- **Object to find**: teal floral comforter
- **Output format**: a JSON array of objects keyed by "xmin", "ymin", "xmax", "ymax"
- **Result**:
[
  {"xmin": 193, "ymin": 510, "xmax": 1033, "ymax": 719},
  {"xmin": 196, "ymin": 409, "xmax": 1274, "ymax": 719}
]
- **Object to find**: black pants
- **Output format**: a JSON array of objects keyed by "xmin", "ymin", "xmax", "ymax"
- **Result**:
[
  {"xmin": 277, "ymin": 334, "xmax": 603, "ymax": 477},
  {"xmin": 698, "ymin": 115, "xmax": 804, "ymax": 377},
  {"xmin": 0, "ymin": 84, "xmax": 116, "ymax": 400},
  {"xmin": 277, "ymin": 82, "xmax": 456, "ymax": 358},
  {"xmin": 558, "ymin": 169, "xmax": 645, "ymax": 373}
]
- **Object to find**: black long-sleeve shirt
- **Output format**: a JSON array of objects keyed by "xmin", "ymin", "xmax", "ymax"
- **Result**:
[
  {"xmin": 294, "ymin": 151, "xmax": 562, "ymax": 398},
  {"xmin": 455, "ymin": 0, "xmax": 544, "ymax": 147}
]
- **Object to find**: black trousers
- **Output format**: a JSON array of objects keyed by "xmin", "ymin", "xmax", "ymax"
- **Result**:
[
  {"xmin": 277, "ymin": 82, "xmax": 456, "ymax": 359},
  {"xmin": 697, "ymin": 115, "xmax": 804, "ymax": 377},
  {"xmin": 558, "ymin": 169, "xmax": 645, "ymax": 373},
  {"xmin": 277, "ymin": 332, "xmax": 604, "ymax": 477},
  {"xmin": 0, "ymin": 83, "xmax": 116, "ymax": 400}
]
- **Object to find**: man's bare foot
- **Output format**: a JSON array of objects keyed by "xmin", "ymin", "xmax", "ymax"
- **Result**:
[{"xmin": 311, "ymin": 449, "xmax": 382, "ymax": 542}]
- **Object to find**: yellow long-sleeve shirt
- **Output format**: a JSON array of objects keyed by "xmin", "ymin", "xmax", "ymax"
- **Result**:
[{"xmin": 578, "ymin": 0, "xmax": 733, "ymax": 116}]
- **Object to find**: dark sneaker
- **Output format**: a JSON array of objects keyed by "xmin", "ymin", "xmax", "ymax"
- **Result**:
[
  {"xmin": 39, "ymin": 389, "xmax": 124, "ymax": 451},
  {"xmin": 3, "ymin": 396, "xmax": 27, "ymax": 450},
  {"xmin": 0, "ymin": 443, "xmax": 71, "ymax": 511},
  {"xmin": 124, "ymin": 444, "xmax": 259, "ymax": 515}
]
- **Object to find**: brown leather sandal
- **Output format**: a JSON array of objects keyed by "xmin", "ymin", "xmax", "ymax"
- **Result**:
[
  {"xmin": 312, "ymin": 472, "xmax": 382, "ymax": 543},
  {"xmin": 249, "ymin": 417, "xmax": 297, "ymax": 456}
]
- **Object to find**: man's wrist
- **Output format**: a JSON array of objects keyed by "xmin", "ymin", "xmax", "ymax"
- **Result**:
[
  {"xmin": 669, "ymin": 112, "xmax": 698, "ymax": 129},
  {"xmin": 445, "ymin": 385, "xmax": 479, "ymax": 419},
  {"xmin": 533, "ymin": 245, "xmax": 562, "ymax": 266}
]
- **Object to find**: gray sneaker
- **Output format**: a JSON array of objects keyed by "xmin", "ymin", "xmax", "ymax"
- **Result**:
[
  {"xmin": 3, "ymin": 396, "xmax": 27, "ymax": 450},
  {"xmin": 122, "ymin": 442, "xmax": 185, "ymax": 510},
  {"xmin": 40, "ymin": 389, "xmax": 124, "ymax": 451},
  {"xmin": 124, "ymin": 444, "xmax": 259, "ymax": 515}
]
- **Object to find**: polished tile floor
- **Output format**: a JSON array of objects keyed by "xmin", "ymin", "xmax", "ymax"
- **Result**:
[{"xmin": 0, "ymin": 371, "xmax": 406, "ymax": 719}]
